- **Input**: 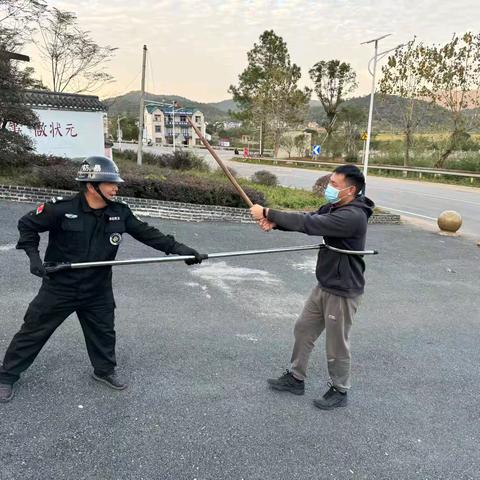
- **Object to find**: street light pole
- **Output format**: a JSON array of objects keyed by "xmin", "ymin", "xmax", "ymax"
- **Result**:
[
  {"xmin": 172, "ymin": 101, "xmax": 176, "ymax": 153},
  {"xmin": 361, "ymin": 34, "xmax": 391, "ymax": 184},
  {"xmin": 137, "ymin": 45, "xmax": 147, "ymax": 166},
  {"xmin": 117, "ymin": 116, "xmax": 126, "ymax": 150},
  {"xmin": 361, "ymin": 35, "xmax": 408, "ymax": 189}
]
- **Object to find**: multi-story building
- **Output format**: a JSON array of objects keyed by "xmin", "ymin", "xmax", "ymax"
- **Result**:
[{"xmin": 144, "ymin": 104, "xmax": 206, "ymax": 147}]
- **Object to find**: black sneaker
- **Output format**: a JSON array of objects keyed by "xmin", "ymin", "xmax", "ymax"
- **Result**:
[
  {"xmin": 92, "ymin": 372, "xmax": 127, "ymax": 390},
  {"xmin": 267, "ymin": 369, "xmax": 305, "ymax": 395},
  {"xmin": 313, "ymin": 383, "xmax": 347, "ymax": 410},
  {"xmin": 0, "ymin": 383, "xmax": 14, "ymax": 403}
]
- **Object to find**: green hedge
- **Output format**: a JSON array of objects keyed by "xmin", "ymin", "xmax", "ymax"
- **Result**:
[{"xmin": 35, "ymin": 164, "xmax": 266, "ymax": 208}]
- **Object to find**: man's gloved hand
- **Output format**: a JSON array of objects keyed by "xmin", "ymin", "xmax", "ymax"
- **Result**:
[
  {"xmin": 25, "ymin": 249, "xmax": 48, "ymax": 278},
  {"xmin": 173, "ymin": 244, "xmax": 207, "ymax": 265}
]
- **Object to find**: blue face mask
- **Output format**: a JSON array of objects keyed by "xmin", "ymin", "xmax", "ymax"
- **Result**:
[{"xmin": 324, "ymin": 184, "xmax": 350, "ymax": 204}]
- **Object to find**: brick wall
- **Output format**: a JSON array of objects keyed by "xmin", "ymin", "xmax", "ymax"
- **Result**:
[{"xmin": 0, "ymin": 185, "xmax": 400, "ymax": 224}]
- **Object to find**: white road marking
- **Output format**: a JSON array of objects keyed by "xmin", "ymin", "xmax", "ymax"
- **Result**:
[
  {"xmin": 0, "ymin": 243, "xmax": 16, "ymax": 252},
  {"xmin": 379, "ymin": 206, "xmax": 437, "ymax": 220}
]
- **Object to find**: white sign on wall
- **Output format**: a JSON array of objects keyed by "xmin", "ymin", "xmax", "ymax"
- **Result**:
[{"xmin": 8, "ymin": 109, "xmax": 105, "ymax": 159}]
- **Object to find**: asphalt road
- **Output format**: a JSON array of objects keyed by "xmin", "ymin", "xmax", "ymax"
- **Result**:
[
  {"xmin": 117, "ymin": 144, "xmax": 480, "ymax": 238},
  {"xmin": 1, "ymin": 199, "xmax": 479, "ymax": 480}
]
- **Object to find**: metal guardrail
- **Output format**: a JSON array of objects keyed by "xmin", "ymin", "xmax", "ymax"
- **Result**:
[{"xmin": 238, "ymin": 158, "xmax": 480, "ymax": 180}]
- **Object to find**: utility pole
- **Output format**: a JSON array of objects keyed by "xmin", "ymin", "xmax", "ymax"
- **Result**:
[{"xmin": 137, "ymin": 45, "xmax": 147, "ymax": 166}]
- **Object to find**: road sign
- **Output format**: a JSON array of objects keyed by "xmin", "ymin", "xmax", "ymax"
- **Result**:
[
  {"xmin": 312, "ymin": 145, "xmax": 321, "ymax": 156},
  {"xmin": 361, "ymin": 132, "xmax": 368, "ymax": 141}
]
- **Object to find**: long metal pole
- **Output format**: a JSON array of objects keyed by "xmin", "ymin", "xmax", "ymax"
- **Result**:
[
  {"xmin": 44, "ymin": 244, "xmax": 378, "ymax": 274},
  {"xmin": 137, "ymin": 45, "xmax": 147, "ymax": 166},
  {"xmin": 187, "ymin": 117, "xmax": 254, "ymax": 207},
  {"xmin": 172, "ymin": 102, "xmax": 176, "ymax": 153},
  {"xmin": 363, "ymin": 40, "xmax": 378, "ymax": 183}
]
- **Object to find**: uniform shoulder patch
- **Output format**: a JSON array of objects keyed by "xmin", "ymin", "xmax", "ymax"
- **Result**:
[
  {"xmin": 36, "ymin": 203, "xmax": 45, "ymax": 215},
  {"xmin": 47, "ymin": 195, "xmax": 73, "ymax": 205}
]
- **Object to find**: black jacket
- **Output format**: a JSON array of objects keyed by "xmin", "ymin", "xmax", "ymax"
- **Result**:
[
  {"xmin": 16, "ymin": 194, "xmax": 185, "ymax": 294},
  {"xmin": 267, "ymin": 196, "xmax": 375, "ymax": 298}
]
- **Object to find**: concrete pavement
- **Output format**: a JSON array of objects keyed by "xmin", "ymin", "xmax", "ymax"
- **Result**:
[{"xmin": 1, "ymin": 199, "xmax": 479, "ymax": 480}]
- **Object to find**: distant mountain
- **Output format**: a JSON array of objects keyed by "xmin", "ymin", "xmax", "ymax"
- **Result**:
[
  {"xmin": 308, "ymin": 94, "xmax": 456, "ymax": 132},
  {"xmin": 209, "ymin": 99, "xmax": 238, "ymax": 113},
  {"xmin": 103, "ymin": 91, "xmax": 467, "ymax": 132},
  {"xmin": 211, "ymin": 98, "xmax": 323, "ymax": 113},
  {"xmin": 103, "ymin": 91, "xmax": 230, "ymax": 122}
]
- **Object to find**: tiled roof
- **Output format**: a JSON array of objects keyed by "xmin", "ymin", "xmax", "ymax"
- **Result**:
[
  {"xmin": 23, "ymin": 89, "xmax": 107, "ymax": 112},
  {"xmin": 145, "ymin": 104, "xmax": 194, "ymax": 115}
]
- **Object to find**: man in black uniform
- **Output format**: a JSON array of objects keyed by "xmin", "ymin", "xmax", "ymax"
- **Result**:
[{"xmin": 0, "ymin": 156, "xmax": 205, "ymax": 403}]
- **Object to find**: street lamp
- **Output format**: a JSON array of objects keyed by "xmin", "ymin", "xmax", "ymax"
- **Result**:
[
  {"xmin": 144, "ymin": 99, "xmax": 182, "ymax": 152},
  {"xmin": 117, "ymin": 116, "xmax": 126, "ymax": 150},
  {"xmin": 161, "ymin": 99, "xmax": 179, "ymax": 152},
  {"xmin": 361, "ymin": 34, "xmax": 407, "ymax": 186},
  {"xmin": 360, "ymin": 34, "xmax": 391, "ymax": 184}
]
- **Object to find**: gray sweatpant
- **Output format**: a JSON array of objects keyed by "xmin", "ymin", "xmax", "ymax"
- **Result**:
[{"xmin": 290, "ymin": 285, "xmax": 361, "ymax": 392}]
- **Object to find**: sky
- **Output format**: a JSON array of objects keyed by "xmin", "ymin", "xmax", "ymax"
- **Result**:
[{"xmin": 24, "ymin": 0, "xmax": 480, "ymax": 102}]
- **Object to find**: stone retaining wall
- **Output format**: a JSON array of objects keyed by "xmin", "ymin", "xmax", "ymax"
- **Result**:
[{"xmin": 0, "ymin": 185, "xmax": 400, "ymax": 224}]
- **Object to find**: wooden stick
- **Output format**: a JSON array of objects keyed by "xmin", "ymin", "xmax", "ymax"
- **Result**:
[{"xmin": 187, "ymin": 117, "xmax": 254, "ymax": 207}]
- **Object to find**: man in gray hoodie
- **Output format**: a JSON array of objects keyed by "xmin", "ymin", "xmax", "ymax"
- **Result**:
[{"xmin": 250, "ymin": 164, "xmax": 374, "ymax": 410}]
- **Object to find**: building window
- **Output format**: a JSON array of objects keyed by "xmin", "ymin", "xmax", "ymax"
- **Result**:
[
  {"xmin": 154, "ymin": 115, "xmax": 161, "ymax": 121},
  {"xmin": 155, "ymin": 125, "xmax": 162, "ymax": 133},
  {"xmin": 155, "ymin": 137, "xmax": 162, "ymax": 144},
  {"xmin": 195, "ymin": 116, "xmax": 201, "ymax": 123},
  {"xmin": 180, "ymin": 115, "xmax": 186, "ymax": 123}
]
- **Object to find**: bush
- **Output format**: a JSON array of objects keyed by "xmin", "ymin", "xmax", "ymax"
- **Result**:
[
  {"xmin": 250, "ymin": 170, "xmax": 278, "ymax": 186},
  {"xmin": 250, "ymin": 183, "xmax": 323, "ymax": 210},
  {"xmin": 114, "ymin": 149, "xmax": 210, "ymax": 171},
  {"xmin": 35, "ymin": 165, "xmax": 266, "ymax": 208},
  {"xmin": 312, "ymin": 174, "xmax": 332, "ymax": 197}
]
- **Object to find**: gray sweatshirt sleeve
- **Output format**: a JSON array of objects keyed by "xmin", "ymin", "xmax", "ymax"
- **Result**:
[{"xmin": 267, "ymin": 207, "xmax": 359, "ymax": 238}]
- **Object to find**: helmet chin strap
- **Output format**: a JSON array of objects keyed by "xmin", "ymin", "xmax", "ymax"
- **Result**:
[{"xmin": 92, "ymin": 183, "xmax": 112, "ymax": 204}]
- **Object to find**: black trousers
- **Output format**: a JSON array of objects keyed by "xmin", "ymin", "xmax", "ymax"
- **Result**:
[{"xmin": 0, "ymin": 284, "xmax": 116, "ymax": 385}]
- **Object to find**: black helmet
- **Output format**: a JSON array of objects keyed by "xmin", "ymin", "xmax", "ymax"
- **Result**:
[{"xmin": 75, "ymin": 156, "xmax": 124, "ymax": 183}]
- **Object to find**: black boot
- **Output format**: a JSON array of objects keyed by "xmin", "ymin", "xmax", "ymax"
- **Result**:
[
  {"xmin": 92, "ymin": 372, "xmax": 127, "ymax": 390},
  {"xmin": 267, "ymin": 369, "xmax": 305, "ymax": 395},
  {"xmin": 0, "ymin": 383, "xmax": 14, "ymax": 403},
  {"xmin": 313, "ymin": 383, "xmax": 347, "ymax": 410}
]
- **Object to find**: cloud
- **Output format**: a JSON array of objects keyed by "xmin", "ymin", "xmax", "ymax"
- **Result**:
[{"xmin": 27, "ymin": 0, "xmax": 480, "ymax": 101}]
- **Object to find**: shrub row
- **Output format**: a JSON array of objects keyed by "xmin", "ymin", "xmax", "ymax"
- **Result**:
[
  {"xmin": 35, "ymin": 164, "xmax": 266, "ymax": 208},
  {"xmin": 114, "ymin": 149, "xmax": 210, "ymax": 171}
]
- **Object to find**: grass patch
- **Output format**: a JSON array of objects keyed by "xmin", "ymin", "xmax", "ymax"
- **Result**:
[{"xmin": 242, "ymin": 183, "xmax": 322, "ymax": 210}]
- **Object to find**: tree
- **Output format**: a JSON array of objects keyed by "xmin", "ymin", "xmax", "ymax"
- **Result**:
[
  {"xmin": 110, "ymin": 116, "xmax": 138, "ymax": 142},
  {"xmin": 36, "ymin": 7, "xmax": 117, "ymax": 93},
  {"xmin": 417, "ymin": 32, "xmax": 480, "ymax": 167},
  {"xmin": 280, "ymin": 134, "xmax": 295, "ymax": 158},
  {"xmin": 0, "ymin": 0, "xmax": 45, "ymax": 44},
  {"xmin": 379, "ymin": 38, "xmax": 434, "ymax": 166},
  {"xmin": 0, "ymin": 44, "xmax": 39, "ymax": 165},
  {"xmin": 1, "ymin": 0, "xmax": 47, "ymax": 166},
  {"xmin": 309, "ymin": 60, "xmax": 357, "ymax": 138},
  {"xmin": 337, "ymin": 105, "xmax": 366, "ymax": 162},
  {"xmin": 294, "ymin": 133, "xmax": 309, "ymax": 157},
  {"xmin": 229, "ymin": 30, "xmax": 311, "ymax": 157}
]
